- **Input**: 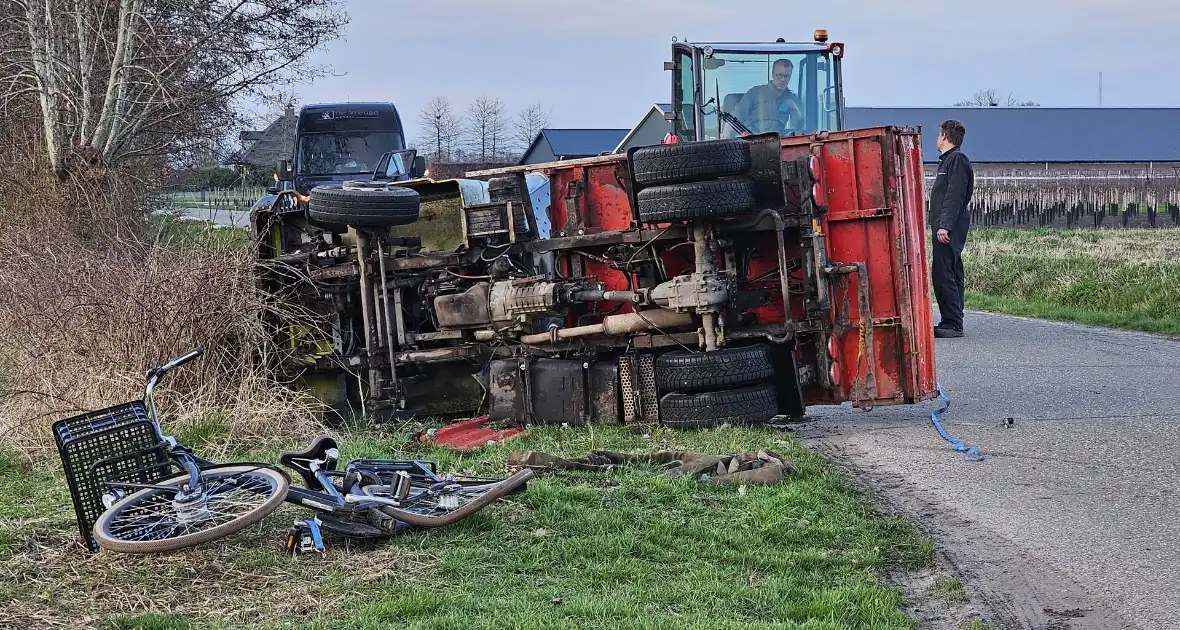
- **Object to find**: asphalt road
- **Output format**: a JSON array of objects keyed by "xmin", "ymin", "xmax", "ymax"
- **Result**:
[
  {"xmin": 796, "ymin": 311, "xmax": 1180, "ymax": 630},
  {"xmin": 158, "ymin": 206, "xmax": 251, "ymax": 229}
]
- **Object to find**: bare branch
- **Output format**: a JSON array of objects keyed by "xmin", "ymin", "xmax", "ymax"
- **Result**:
[
  {"xmin": 463, "ymin": 95, "xmax": 509, "ymax": 161},
  {"xmin": 513, "ymin": 101, "xmax": 550, "ymax": 156}
]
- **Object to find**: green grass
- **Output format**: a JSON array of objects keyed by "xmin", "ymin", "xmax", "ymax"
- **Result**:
[
  {"xmin": 0, "ymin": 424, "xmax": 933, "ymax": 629},
  {"xmin": 930, "ymin": 577, "xmax": 968, "ymax": 606},
  {"xmin": 962, "ymin": 228, "xmax": 1180, "ymax": 334},
  {"xmin": 146, "ymin": 213, "xmax": 252, "ymax": 249}
]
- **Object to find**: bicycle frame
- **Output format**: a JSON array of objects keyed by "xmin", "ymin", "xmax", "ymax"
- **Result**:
[
  {"xmin": 102, "ymin": 347, "xmax": 522, "ymax": 540},
  {"xmin": 284, "ymin": 453, "xmax": 447, "ymax": 514}
]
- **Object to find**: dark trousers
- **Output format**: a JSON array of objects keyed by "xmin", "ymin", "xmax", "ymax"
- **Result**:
[{"xmin": 932, "ymin": 231, "xmax": 967, "ymax": 329}]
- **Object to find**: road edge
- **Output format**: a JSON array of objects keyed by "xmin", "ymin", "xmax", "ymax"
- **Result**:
[{"xmin": 807, "ymin": 438, "xmax": 1140, "ymax": 630}]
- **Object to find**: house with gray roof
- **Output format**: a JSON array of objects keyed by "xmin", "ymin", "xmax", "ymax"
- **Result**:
[
  {"xmin": 227, "ymin": 105, "xmax": 298, "ymax": 172},
  {"xmin": 518, "ymin": 128, "xmax": 630, "ymax": 165},
  {"xmin": 614, "ymin": 103, "xmax": 673, "ymax": 153}
]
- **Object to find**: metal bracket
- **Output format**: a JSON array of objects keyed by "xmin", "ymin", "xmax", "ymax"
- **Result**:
[{"xmin": 286, "ymin": 518, "xmax": 325, "ymax": 556}]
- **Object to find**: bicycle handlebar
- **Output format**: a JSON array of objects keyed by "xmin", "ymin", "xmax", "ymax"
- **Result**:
[{"xmin": 147, "ymin": 347, "xmax": 204, "ymax": 382}]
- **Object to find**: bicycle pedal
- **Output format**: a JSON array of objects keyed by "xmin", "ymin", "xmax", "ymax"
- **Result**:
[{"xmin": 286, "ymin": 519, "xmax": 325, "ymax": 556}]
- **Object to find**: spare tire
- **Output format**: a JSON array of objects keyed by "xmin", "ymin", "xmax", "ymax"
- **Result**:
[
  {"xmin": 308, "ymin": 184, "xmax": 420, "ymax": 228},
  {"xmin": 631, "ymin": 139, "xmax": 752, "ymax": 186},
  {"xmin": 635, "ymin": 179, "xmax": 756, "ymax": 223},
  {"xmin": 656, "ymin": 344, "xmax": 774, "ymax": 393},
  {"xmin": 659, "ymin": 384, "xmax": 779, "ymax": 429}
]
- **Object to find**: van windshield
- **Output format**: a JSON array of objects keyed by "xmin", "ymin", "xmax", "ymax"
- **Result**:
[{"xmin": 297, "ymin": 132, "xmax": 401, "ymax": 176}]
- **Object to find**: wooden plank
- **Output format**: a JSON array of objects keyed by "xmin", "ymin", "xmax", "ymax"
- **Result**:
[{"xmin": 465, "ymin": 153, "xmax": 628, "ymax": 177}]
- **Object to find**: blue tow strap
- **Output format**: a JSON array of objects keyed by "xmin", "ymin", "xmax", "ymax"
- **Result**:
[{"xmin": 929, "ymin": 382, "xmax": 985, "ymax": 461}]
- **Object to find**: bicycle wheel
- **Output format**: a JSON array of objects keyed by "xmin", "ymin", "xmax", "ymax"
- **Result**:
[
  {"xmin": 93, "ymin": 463, "xmax": 289, "ymax": 553},
  {"xmin": 359, "ymin": 468, "xmax": 533, "ymax": 527}
]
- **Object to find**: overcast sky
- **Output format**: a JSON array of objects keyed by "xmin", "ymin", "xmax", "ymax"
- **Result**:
[{"xmin": 292, "ymin": 0, "xmax": 1180, "ymax": 146}]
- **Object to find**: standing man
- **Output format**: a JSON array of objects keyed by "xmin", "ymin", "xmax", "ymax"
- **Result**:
[{"xmin": 929, "ymin": 119, "xmax": 974, "ymax": 338}]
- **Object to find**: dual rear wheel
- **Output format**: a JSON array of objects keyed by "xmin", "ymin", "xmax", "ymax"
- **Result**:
[{"xmin": 655, "ymin": 344, "xmax": 780, "ymax": 429}]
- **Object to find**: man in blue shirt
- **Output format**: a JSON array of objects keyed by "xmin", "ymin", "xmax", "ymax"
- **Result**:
[
  {"xmin": 733, "ymin": 58, "xmax": 804, "ymax": 134},
  {"xmin": 928, "ymin": 120, "xmax": 975, "ymax": 338}
]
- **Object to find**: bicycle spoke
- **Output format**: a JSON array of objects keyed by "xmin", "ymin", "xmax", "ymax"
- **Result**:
[{"xmin": 102, "ymin": 470, "xmax": 280, "ymax": 543}]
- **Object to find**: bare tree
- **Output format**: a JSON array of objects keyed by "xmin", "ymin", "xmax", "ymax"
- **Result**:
[
  {"xmin": 462, "ymin": 95, "xmax": 509, "ymax": 161},
  {"xmin": 416, "ymin": 96, "xmax": 461, "ymax": 163},
  {"xmin": 512, "ymin": 101, "xmax": 550, "ymax": 155},
  {"xmin": 955, "ymin": 89, "xmax": 1039, "ymax": 107},
  {"xmin": 1, "ymin": 0, "xmax": 348, "ymax": 177}
]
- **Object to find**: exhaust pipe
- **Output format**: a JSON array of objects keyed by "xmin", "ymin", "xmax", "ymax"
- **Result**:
[{"xmin": 519, "ymin": 309, "xmax": 693, "ymax": 345}]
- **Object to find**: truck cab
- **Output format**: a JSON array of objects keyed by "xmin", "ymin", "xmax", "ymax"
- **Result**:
[{"xmin": 666, "ymin": 31, "xmax": 845, "ymax": 142}]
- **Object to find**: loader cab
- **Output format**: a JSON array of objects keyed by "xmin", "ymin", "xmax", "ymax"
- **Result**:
[{"xmin": 666, "ymin": 32, "xmax": 845, "ymax": 142}]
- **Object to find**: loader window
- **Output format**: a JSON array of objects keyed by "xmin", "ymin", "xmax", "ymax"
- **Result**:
[
  {"xmin": 670, "ymin": 46, "xmax": 696, "ymax": 141},
  {"xmin": 700, "ymin": 50, "xmax": 836, "ymax": 139}
]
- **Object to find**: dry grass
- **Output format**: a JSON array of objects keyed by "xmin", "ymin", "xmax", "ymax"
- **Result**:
[
  {"xmin": 0, "ymin": 166, "xmax": 327, "ymax": 461},
  {"xmin": 962, "ymin": 228, "xmax": 1180, "ymax": 334},
  {"xmin": 965, "ymin": 227, "xmax": 1180, "ymax": 265},
  {"xmin": 0, "ymin": 494, "xmax": 432, "ymax": 628}
]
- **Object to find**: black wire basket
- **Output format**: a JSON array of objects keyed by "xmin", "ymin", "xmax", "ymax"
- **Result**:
[{"xmin": 52, "ymin": 402, "xmax": 175, "ymax": 553}]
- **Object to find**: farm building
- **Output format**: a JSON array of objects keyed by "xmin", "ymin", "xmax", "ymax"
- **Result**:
[
  {"xmin": 845, "ymin": 107, "xmax": 1180, "ymax": 178},
  {"xmin": 846, "ymin": 107, "xmax": 1180, "ymax": 228},
  {"xmin": 614, "ymin": 104, "xmax": 673, "ymax": 153},
  {"xmin": 518, "ymin": 128, "xmax": 630, "ymax": 165}
]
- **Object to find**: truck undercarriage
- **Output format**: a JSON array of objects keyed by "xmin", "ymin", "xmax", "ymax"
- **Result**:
[{"xmin": 250, "ymin": 127, "xmax": 938, "ymax": 427}]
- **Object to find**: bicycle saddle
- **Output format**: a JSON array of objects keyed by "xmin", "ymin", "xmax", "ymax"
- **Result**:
[{"xmin": 279, "ymin": 433, "xmax": 339, "ymax": 489}]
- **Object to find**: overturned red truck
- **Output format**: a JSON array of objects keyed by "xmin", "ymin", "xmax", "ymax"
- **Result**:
[{"xmin": 250, "ymin": 31, "xmax": 938, "ymax": 427}]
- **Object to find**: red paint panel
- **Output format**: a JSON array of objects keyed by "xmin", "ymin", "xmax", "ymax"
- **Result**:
[
  {"xmin": 782, "ymin": 127, "xmax": 938, "ymax": 407},
  {"xmin": 530, "ymin": 127, "xmax": 937, "ymax": 409}
]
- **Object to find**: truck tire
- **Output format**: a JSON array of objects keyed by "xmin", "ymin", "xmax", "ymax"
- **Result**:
[
  {"xmin": 656, "ymin": 344, "xmax": 774, "ymax": 393},
  {"xmin": 307, "ymin": 184, "xmax": 420, "ymax": 228},
  {"xmin": 636, "ymin": 179, "xmax": 755, "ymax": 223},
  {"xmin": 659, "ymin": 384, "xmax": 778, "ymax": 430},
  {"xmin": 488, "ymin": 176, "xmax": 521, "ymax": 203},
  {"xmin": 631, "ymin": 139, "xmax": 751, "ymax": 186}
]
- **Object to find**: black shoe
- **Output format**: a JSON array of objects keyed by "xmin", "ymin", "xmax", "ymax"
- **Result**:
[{"xmin": 934, "ymin": 324, "xmax": 964, "ymax": 338}]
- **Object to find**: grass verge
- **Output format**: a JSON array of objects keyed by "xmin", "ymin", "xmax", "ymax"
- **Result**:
[
  {"xmin": 963, "ymin": 228, "xmax": 1180, "ymax": 335},
  {"xmin": 0, "ymin": 423, "xmax": 933, "ymax": 629}
]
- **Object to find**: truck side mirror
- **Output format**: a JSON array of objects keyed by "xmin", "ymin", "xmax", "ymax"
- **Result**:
[{"xmin": 412, "ymin": 156, "xmax": 427, "ymax": 178}]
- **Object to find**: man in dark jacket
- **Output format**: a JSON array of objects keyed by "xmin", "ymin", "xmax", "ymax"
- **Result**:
[{"xmin": 928, "ymin": 120, "xmax": 974, "ymax": 338}]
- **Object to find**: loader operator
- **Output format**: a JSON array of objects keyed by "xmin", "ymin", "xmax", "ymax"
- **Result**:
[{"xmin": 732, "ymin": 58, "xmax": 804, "ymax": 134}]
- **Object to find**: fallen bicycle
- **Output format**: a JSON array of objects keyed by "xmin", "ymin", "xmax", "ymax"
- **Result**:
[{"xmin": 53, "ymin": 347, "xmax": 532, "ymax": 554}]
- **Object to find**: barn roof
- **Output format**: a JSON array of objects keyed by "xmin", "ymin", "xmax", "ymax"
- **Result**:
[
  {"xmin": 520, "ymin": 128, "xmax": 630, "ymax": 164},
  {"xmin": 541, "ymin": 128, "xmax": 630, "ymax": 158},
  {"xmin": 845, "ymin": 106, "xmax": 1180, "ymax": 163}
]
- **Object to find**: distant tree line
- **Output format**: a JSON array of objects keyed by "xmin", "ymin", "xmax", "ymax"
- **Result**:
[
  {"xmin": 416, "ymin": 96, "xmax": 552, "ymax": 163},
  {"xmin": 955, "ymin": 89, "xmax": 1039, "ymax": 107}
]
